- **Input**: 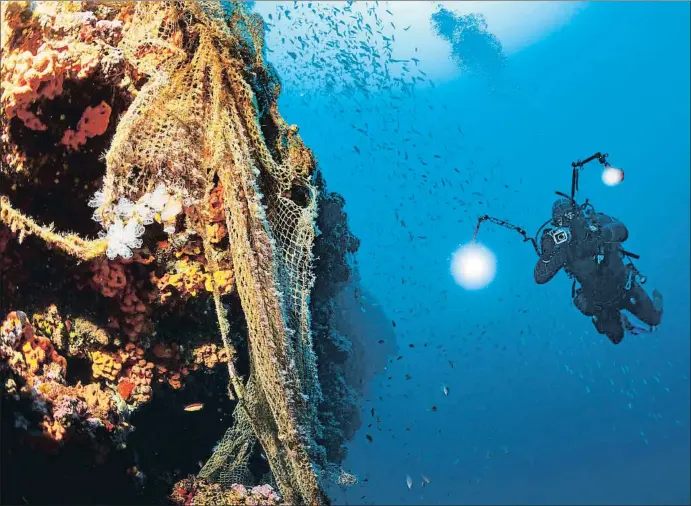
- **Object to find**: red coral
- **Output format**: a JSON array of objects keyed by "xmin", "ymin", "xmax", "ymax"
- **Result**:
[
  {"xmin": 117, "ymin": 380, "xmax": 135, "ymax": 401},
  {"xmin": 85, "ymin": 259, "xmax": 154, "ymax": 341},
  {"xmin": 61, "ymin": 101, "xmax": 112, "ymax": 150},
  {"xmin": 89, "ymin": 259, "xmax": 127, "ymax": 298}
]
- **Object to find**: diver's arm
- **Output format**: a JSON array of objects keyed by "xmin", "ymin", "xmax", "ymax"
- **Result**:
[
  {"xmin": 534, "ymin": 231, "xmax": 567, "ymax": 284},
  {"xmin": 593, "ymin": 214, "xmax": 629, "ymax": 243}
]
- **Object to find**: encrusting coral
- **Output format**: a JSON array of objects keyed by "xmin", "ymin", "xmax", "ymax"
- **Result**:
[
  {"xmin": 90, "ymin": 350, "xmax": 122, "ymax": 381},
  {"xmin": 0, "ymin": 305, "xmax": 232, "ymax": 449},
  {"xmin": 1, "ymin": 310, "xmax": 123, "ymax": 449}
]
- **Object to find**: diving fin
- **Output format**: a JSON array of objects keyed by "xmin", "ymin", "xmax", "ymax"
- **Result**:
[
  {"xmin": 621, "ymin": 314, "xmax": 649, "ymax": 336},
  {"xmin": 652, "ymin": 289, "xmax": 663, "ymax": 315}
]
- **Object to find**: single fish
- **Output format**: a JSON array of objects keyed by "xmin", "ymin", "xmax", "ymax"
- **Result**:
[
  {"xmin": 406, "ymin": 475, "xmax": 413, "ymax": 489},
  {"xmin": 184, "ymin": 403, "xmax": 204, "ymax": 412},
  {"xmin": 421, "ymin": 474, "xmax": 431, "ymax": 487},
  {"xmin": 442, "ymin": 385, "xmax": 449, "ymax": 396}
]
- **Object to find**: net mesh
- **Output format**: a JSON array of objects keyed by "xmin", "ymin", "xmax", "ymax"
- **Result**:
[{"xmin": 97, "ymin": 2, "xmax": 327, "ymax": 503}]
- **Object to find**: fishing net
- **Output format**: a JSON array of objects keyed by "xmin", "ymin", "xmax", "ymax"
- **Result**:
[
  {"xmin": 71, "ymin": 1, "xmax": 326, "ymax": 503},
  {"xmin": 130, "ymin": 3, "xmax": 317, "ymax": 502}
]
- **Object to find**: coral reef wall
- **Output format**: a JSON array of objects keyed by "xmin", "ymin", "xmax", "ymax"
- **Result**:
[
  {"xmin": 0, "ymin": 2, "xmax": 377, "ymax": 504},
  {"xmin": 310, "ymin": 172, "xmax": 362, "ymax": 464}
]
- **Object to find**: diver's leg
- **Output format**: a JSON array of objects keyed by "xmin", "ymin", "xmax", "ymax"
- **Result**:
[
  {"xmin": 623, "ymin": 284, "xmax": 663, "ymax": 327},
  {"xmin": 593, "ymin": 310, "xmax": 625, "ymax": 344},
  {"xmin": 573, "ymin": 290, "xmax": 595, "ymax": 316}
]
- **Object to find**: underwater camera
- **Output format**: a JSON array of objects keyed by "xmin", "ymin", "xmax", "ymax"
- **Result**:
[{"xmin": 550, "ymin": 227, "xmax": 571, "ymax": 246}]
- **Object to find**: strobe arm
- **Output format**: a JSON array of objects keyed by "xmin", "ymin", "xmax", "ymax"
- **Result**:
[
  {"xmin": 571, "ymin": 152, "xmax": 608, "ymax": 169},
  {"xmin": 473, "ymin": 215, "xmax": 540, "ymax": 256},
  {"xmin": 569, "ymin": 152, "xmax": 610, "ymax": 200}
]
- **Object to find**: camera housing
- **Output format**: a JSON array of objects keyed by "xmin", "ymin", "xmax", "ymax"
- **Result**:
[{"xmin": 551, "ymin": 227, "xmax": 571, "ymax": 245}]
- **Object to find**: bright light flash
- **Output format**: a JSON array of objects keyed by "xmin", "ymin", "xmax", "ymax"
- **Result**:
[
  {"xmin": 451, "ymin": 242, "xmax": 496, "ymax": 290},
  {"xmin": 602, "ymin": 166, "xmax": 625, "ymax": 186}
]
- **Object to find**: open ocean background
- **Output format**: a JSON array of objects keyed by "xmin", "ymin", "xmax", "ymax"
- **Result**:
[{"xmin": 253, "ymin": 2, "xmax": 690, "ymax": 504}]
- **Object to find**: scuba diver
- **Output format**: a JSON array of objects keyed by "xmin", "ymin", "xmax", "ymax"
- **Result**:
[
  {"xmin": 534, "ymin": 197, "xmax": 663, "ymax": 344},
  {"xmin": 470, "ymin": 152, "xmax": 663, "ymax": 345}
]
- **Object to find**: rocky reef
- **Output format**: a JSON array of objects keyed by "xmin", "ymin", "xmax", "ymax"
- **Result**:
[{"xmin": 0, "ymin": 2, "xmax": 393, "ymax": 504}]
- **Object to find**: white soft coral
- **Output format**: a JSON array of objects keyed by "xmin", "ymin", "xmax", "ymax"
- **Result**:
[
  {"xmin": 140, "ymin": 184, "xmax": 170, "ymax": 212},
  {"xmin": 90, "ymin": 183, "xmax": 180, "ymax": 259},
  {"xmin": 105, "ymin": 218, "xmax": 144, "ymax": 260},
  {"xmin": 114, "ymin": 197, "xmax": 135, "ymax": 219},
  {"xmin": 114, "ymin": 196, "xmax": 156, "ymax": 225},
  {"xmin": 88, "ymin": 188, "xmax": 105, "ymax": 209},
  {"xmin": 88, "ymin": 188, "xmax": 107, "ymax": 224}
]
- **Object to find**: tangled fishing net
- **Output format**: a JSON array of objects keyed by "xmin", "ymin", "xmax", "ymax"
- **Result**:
[{"xmin": 0, "ymin": 1, "xmax": 353, "ymax": 503}]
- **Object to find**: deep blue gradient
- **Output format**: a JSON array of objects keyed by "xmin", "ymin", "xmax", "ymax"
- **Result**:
[{"xmin": 271, "ymin": 3, "xmax": 689, "ymax": 504}]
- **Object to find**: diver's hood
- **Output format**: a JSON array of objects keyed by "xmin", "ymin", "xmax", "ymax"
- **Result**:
[{"xmin": 552, "ymin": 198, "xmax": 573, "ymax": 219}]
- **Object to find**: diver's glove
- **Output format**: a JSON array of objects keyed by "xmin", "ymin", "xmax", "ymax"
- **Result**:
[
  {"xmin": 540, "ymin": 229, "xmax": 566, "ymax": 260},
  {"xmin": 540, "ymin": 230, "xmax": 556, "ymax": 259}
]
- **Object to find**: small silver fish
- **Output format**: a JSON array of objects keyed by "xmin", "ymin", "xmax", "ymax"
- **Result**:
[
  {"xmin": 421, "ymin": 474, "xmax": 431, "ymax": 487},
  {"xmin": 442, "ymin": 384, "xmax": 449, "ymax": 396},
  {"xmin": 406, "ymin": 475, "xmax": 413, "ymax": 489}
]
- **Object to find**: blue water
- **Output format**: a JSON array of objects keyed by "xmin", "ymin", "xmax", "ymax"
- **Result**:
[{"xmin": 259, "ymin": 2, "xmax": 690, "ymax": 504}]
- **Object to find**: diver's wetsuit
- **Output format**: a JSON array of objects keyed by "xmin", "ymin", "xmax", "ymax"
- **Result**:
[{"xmin": 534, "ymin": 199, "xmax": 663, "ymax": 344}]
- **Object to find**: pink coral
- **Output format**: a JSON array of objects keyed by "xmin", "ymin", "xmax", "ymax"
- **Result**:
[
  {"xmin": 79, "ymin": 17, "xmax": 125, "ymax": 45},
  {"xmin": 53, "ymin": 395, "xmax": 88, "ymax": 423},
  {"xmin": 231, "ymin": 484, "xmax": 248, "ymax": 495},
  {"xmin": 252, "ymin": 484, "xmax": 279, "ymax": 500},
  {"xmin": 61, "ymin": 101, "xmax": 112, "ymax": 150},
  {"xmin": 171, "ymin": 478, "xmax": 282, "ymax": 506}
]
